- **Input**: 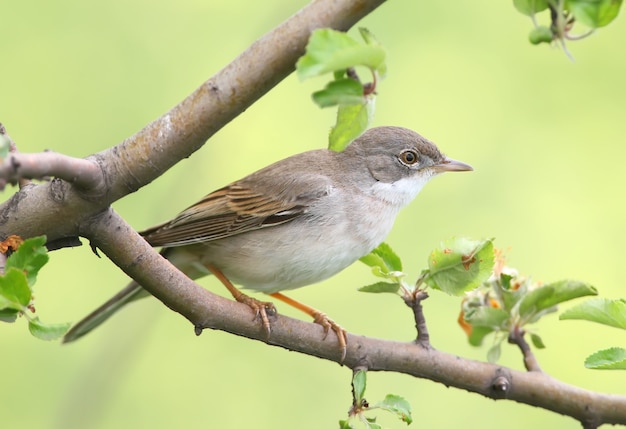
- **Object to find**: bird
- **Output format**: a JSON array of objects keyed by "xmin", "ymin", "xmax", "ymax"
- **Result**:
[{"xmin": 63, "ymin": 126, "xmax": 472, "ymax": 359}]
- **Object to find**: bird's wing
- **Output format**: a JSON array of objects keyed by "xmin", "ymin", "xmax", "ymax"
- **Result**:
[{"xmin": 141, "ymin": 178, "xmax": 332, "ymax": 248}]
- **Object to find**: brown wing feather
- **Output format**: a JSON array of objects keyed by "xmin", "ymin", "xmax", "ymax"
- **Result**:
[{"xmin": 141, "ymin": 183, "xmax": 328, "ymax": 248}]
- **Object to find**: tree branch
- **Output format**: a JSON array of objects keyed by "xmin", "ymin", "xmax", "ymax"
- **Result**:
[
  {"xmin": 403, "ymin": 289, "xmax": 431, "ymax": 347},
  {"xmin": 508, "ymin": 325, "xmax": 543, "ymax": 372},
  {"xmin": 0, "ymin": 0, "xmax": 387, "ymax": 241},
  {"xmin": 0, "ymin": 152, "xmax": 103, "ymax": 191},
  {"xmin": 83, "ymin": 208, "xmax": 626, "ymax": 428},
  {"xmin": 2, "ymin": 0, "xmax": 625, "ymax": 427}
]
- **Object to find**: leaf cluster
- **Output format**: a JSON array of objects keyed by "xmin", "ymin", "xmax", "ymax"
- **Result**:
[
  {"xmin": 359, "ymin": 238, "xmax": 495, "ymax": 298},
  {"xmin": 460, "ymin": 267, "xmax": 596, "ymax": 362},
  {"xmin": 0, "ymin": 235, "xmax": 70, "ymax": 339},
  {"xmin": 296, "ymin": 28, "xmax": 387, "ymax": 151},
  {"xmin": 514, "ymin": 0, "xmax": 623, "ymax": 58},
  {"xmin": 340, "ymin": 370, "xmax": 412, "ymax": 429},
  {"xmin": 359, "ymin": 239, "xmax": 602, "ymax": 364}
]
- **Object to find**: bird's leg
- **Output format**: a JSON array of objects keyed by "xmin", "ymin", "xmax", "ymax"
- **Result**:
[
  {"xmin": 269, "ymin": 292, "xmax": 347, "ymax": 362},
  {"xmin": 206, "ymin": 264, "xmax": 276, "ymax": 336}
]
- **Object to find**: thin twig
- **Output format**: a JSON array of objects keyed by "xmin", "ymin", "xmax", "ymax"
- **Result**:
[
  {"xmin": 0, "ymin": 123, "xmax": 31, "ymax": 189},
  {"xmin": 404, "ymin": 290, "xmax": 431, "ymax": 347},
  {"xmin": 0, "ymin": 152, "xmax": 103, "ymax": 191},
  {"xmin": 508, "ymin": 325, "xmax": 543, "ymax": 372}
]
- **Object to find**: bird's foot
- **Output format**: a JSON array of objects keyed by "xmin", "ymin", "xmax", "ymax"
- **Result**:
[
  {"xmin": 234, "ymin": 294, "xmax": 277, "ymax": 337},
  {"xmin": 312, "ymin": 311, "xmax": 348, "ymax": 363}
]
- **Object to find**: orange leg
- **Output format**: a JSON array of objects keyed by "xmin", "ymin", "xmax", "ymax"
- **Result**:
[
  {"xmin": 269, "ymin": 292, "xmax": 347, "ymax": 362},
  {"xmin": 206, "ymin": 265, "xmax": 276, "ymax": 336}
]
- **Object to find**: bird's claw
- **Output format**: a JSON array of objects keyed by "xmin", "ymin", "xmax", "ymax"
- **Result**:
[
  {"xmin": 313, "ymin": 311, "xmax": 348, "ymax": 362},
  {"xmin": 235, "ymin": 294, "xmax": 277, "ymax": 337}
]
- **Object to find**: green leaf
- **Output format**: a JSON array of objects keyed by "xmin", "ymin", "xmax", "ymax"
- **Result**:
[
  {"xmin": 424, "ymin": 237, "xmax": 495, "ymax": 296},
  {"xmin": 338, "ymin": 420, "xmax": 354, "ymax": 429},
  {"xmin": 487, "ymin": 342, "xmax": 502, "ymax": 363},
  {"xmin": 6, "ymin": 235, "xmax": 49, "ymax": 285},
  {"xmin": 464, "ymin": 306, "xmax": 510, "ymax": 330},
  {"xmin": 329, "ymin": 98, "xmax": 375, "ymax": 152},
  {"xmin": 374, "ymin": 394, "xmax": 412, "ymax": 424},
  {"xmin": 358, "ymin": 282, "xmax": 400, "ymax": 294},
  {"xmin": 467, "ymin": 325, "xmax": 495, "ymax": 347},
  {"xmin": 352, "ymin": 370, "xmax": 367, "ymax": 403},
  {"xmin": 518, "ymin": 280, "xmax": 597, "ymax": 322},
  {"xmin": 0, "ymin": 268, "xmax": 32, "ymax": 309},
  {"xmin": 568, "ymin": 0, "xmax": 623, "ymax": 28},
  {"xmin": 0, "ymin": 133, "xmax": 11, "ymax": 158},
  {"xmin": 360, "ymin": 253, "xmax": 388, "ymax": 275},
  {"xmin": 296, "ymin": 29, "xmax": 386, "ymax": 80},
  {"xmin": 360, "ymin": 242, "xmax": 402, "ymax": 273},
  {"xmin": 530, "ymin": 333, "xmax": 546, "ymax": 349},
  {"xmin": 584, "ymin": 347, "xmax": 626, "ymax": 369},
  {"xmin": 312, "ymin": 78, "xmax": 365, "ymax": 108},
  {"xmin": 559, "ymin": 298, "xmax": 626, "ymax": 329},
  {"xmin": 513, "ymin": 0, "xmax": 549, "ymax": 16},
  {"xmin": 0, "ymin": 308, "xmax": 19, "ymax": 323},
  {"xmin": 28, "ymin": 317, "xmax": 71, "ymax": 341},
  {"xmin": 357, "ymin": 28, "xmax": 387, "ymax": 78},
  {"xmin": 528, "ymin": 26, "xmax": 554, "ymax": 44}
]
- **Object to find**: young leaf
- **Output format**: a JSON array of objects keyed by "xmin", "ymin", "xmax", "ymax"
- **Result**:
[
  {"xmin": 0, "ymin": 268, "xmax": 32, "ymax": 309},
  {"xmin": 0, "ymin": 133, "xmax": 11, "ymax": 159},
  {"xmin": 296, "ymin": 29, "xmax": 386, "ymax": 80},
  {"xmin": 559, "ymin": 298, "xmax": 626, "ymax": 330},
  {"xmin": 513, "ymin": 0, "xmax": 549, "ymax": 16},
  {"xmin": 360, "ymin": 253, "xmax": 388, "ymax": 274},
  {"xmin": 357, "ymin": 28, "xmax": 387, "ymax": 77},
  {"xmin": 530, "ymin": 333, "xmax": 546, "ymax": 349},
  {"xmin": 529, "ymin": 26, "xmax": 554, "ymax": 44},
  {"xmin": 584, "ymin": 347, "xmax": 626, "ymax": 370},
  {"xmin": 360, "ymin": 242, "xmax": 402, "ymax": 273},
  {"xmin": 5, "ymin": 235, "xmax": 49, "ymax": 285},
  {"xmin": 467, "ymin": 325, "xmax": 495, "ymax": 347},
  {"xmin": 338, "ymin": 420, "xmax": 354, "ymax": 429},
  {"xmin": 424, "ymin": 237, "xmax": 495, "ymax": 296},
  {"xmin": 487, "ymin": 342, "xmax": 502, "ymax": 363},
  {"xmin": 0, "ymin": 308, "xmax": 20, "ymax": 323},
  {"xmin": 518, "ymin": 280, "xmax": 597, "ymax": 322},
  {"xmin": 329, "ymin": 98, "xmax": 375, "ymax": 152},
  {"xmin": 568, "ymin": 0, "xmax": 623, "ymax": 28},
  {"xmin": 312, "ymin": 78, "xmax": 364, "ymax": 108},
  {"xmin": 464, "ymin": 306, "xmax": 510, "ymax": 330},
  {"xmin": 352, "ymin": 370, "xmax": 367, "ymax": 403},
  {"xmin": 374, "ymin": 394, "xmax": 412, "ymax": 424},
  {"xmin": 28, "ymin": 317, "xmax": 71, "ymax": 341},
  {"xmin": 358, "ymin": 282, "xmax": 400, "ymax": 294}
]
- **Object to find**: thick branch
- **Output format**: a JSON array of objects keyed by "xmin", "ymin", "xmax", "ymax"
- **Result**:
[
  {"xmin": 0, "ymin": 0, "xmax": 387, "ymax": 241},
  {"xmin": 83, "ymin": 208, "xmax": 626, "ymax": 428}
]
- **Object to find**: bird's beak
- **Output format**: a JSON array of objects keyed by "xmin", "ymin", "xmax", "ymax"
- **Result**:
[{"xmin": 433, "ymin": 158, "xmax": 473, "ymax": 173}]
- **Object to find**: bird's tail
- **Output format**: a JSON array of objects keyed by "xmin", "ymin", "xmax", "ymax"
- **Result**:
[
  {"xmin": 62, "ymin": 247, "xmax": 208, "ymax": 343},
  {"xmin": 62, "ymin": 282, "xmax": 149, "ymax": 343}
]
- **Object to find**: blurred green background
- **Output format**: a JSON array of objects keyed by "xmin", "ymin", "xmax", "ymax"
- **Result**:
[{"xmin": 2, "ymin": 1, "xmax": 626, "ymax": 428}]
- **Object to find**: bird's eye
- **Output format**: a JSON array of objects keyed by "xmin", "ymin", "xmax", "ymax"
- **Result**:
[{"xmin": 399, "ymin": 149, "xmax": 419, "ymax": 165}]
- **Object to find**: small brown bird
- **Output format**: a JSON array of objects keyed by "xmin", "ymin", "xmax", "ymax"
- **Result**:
[{"xmin": 64, "ymin": 126, "xmax": 472, "ymax": 359}]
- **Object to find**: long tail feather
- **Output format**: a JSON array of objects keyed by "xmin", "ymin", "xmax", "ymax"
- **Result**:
[{"xmin": 62, "ymin": 282, "xmax": 149, "ymax": 343}]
